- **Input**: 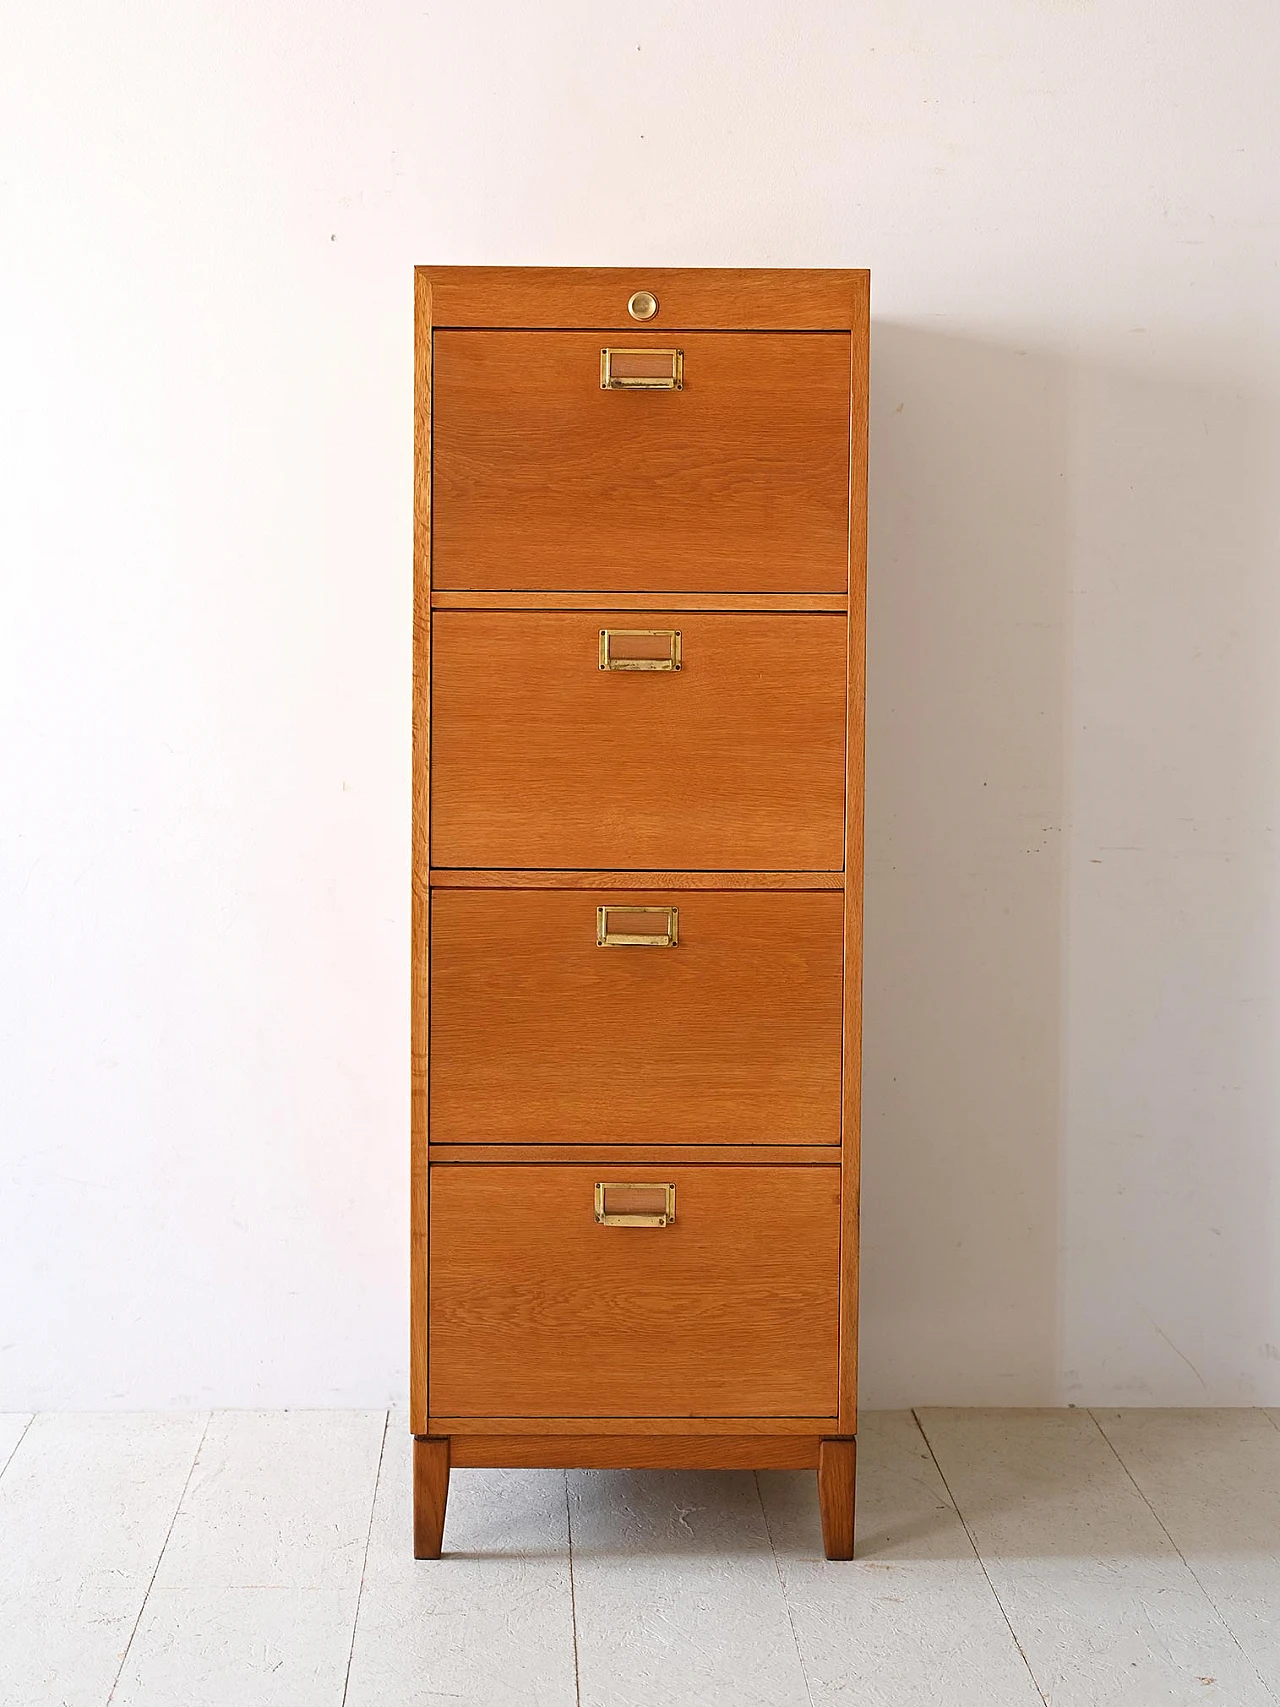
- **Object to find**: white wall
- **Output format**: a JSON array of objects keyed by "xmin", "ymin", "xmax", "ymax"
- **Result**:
[{"xmin": 2, "ymin": 1, "xmax": 1278, "ymax": 1409}]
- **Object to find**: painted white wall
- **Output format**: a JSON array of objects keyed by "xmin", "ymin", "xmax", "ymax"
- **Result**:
[{"xmin": 2, "ymin": 1, "xmax": 1277, "ymax": 1409}]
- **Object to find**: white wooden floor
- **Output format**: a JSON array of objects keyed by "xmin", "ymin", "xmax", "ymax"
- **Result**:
[{"xmin": 2, "ymin": 1410, "xmax": 1279, "ymax": 1706}]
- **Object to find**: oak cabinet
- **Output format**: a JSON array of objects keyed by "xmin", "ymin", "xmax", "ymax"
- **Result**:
[{"xmin": 412, "ymin": 267, "xmax": 868, "ymax": 1562}]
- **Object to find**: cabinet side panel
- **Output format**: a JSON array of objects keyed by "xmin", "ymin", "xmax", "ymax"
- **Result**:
[
  {"xmin": 410, "ymin": 271, "xmax": 432, "ymax": 1432},
  {"xmin": 839, "ymin": 273, "xmax": 870, "ymax": 1433}
]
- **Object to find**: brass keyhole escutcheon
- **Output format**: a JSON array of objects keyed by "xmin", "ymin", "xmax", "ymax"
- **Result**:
[{"xmin": 627, "ymin": 290, "xmax": 658, "ymax": 321}]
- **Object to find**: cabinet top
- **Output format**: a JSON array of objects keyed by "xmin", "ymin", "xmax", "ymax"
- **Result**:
[{"xmin": 415, "ymin": 266, "xmax": 869, "ymax": 331}]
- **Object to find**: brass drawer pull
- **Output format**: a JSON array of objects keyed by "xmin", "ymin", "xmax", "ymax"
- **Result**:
[
  {"xmin": 597, "ymin": 905, "xmax": 678, "ymax": 949},
  {"xmin": 599, "ymin": 628, "xmax": 681, "ymax": 672},
  {"xmin": 600, "ymin": 347, "xmax": 683, "ymax": 390},
  {"xmin": 594, "ymin": 1182, "xmax": 676, "ymax": 1227}
]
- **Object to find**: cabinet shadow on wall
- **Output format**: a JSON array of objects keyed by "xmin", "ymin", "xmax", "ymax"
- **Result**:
[
  {"xmin": 860, "ymin": 323, "xmax": 1068, "ymax": 1407},
  {"xmin": 860, "ymin": 321, "xmax": 1276, "ymax": 1413}
]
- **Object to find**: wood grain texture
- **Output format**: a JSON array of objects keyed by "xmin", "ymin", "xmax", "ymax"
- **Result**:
[
  {"xmin": 428, "ymin": 1145, "xmax": 839, "ymax": 1166},
  {"xmin": 410, "ymin": 269, "xmax": 431, "ymax": 1434},
  {"xmin": 428, "ymin": 1164, "xmax": 840, "ymax": 1419},
  {"xmin": 426, "ymin": 1415, "xmax": 827, "ymax": 1437},
  {"xmin": 411, "ymin": 267, "xmax": 866, "ymax": 1525},
  {"xmin": 421, "ymin": 265, "xmax": 868, "ymax": 331},
  {"xmin": 432, "ymin": 331, "xmax": 850, "ymax": 592},
  {"xmin": 412, "ymin": 1436, "xmax": 449, "ymax": 1560},
  {"xmin": 428, "ymin": 869, "xmax": 844, "ymax": 891},
  {"xmin": 838, "ymin": 274, "xmax": 870, "ymax": 1435},
  {"xmin": 818, "ymin": 1437, "xmax": 857, "ymax": 1561},
  {"xmin": 449, "ymin": 1435, "xmax": 822, "ymax": 1469},
  {"xmin": 430, "ymin": 611, "xmax": 847, "ymax": 871},
  {"xmin": 430, "ymin": 889, "xmax": 844, "ymax": 1146},
  {"xmin": 431, "ymin": 590, "xmax": 849, "ymax": 612}
]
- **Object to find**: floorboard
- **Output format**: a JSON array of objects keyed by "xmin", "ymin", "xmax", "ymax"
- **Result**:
[
  {"xmin": 4, "ymin": 1408, "xmax": 1279, "ymax": 1707},
  {"xmin": 1095, "ymin": 1408, "xmax": 1280, "ymax": 1696},
  {"xmin": 568, "ymin": 1467, "xmax": 811, "ymax": 1707},
  {"xmin": 0, "ymin": 1412, "xmax": 205, "ymax": 1707},
  {"xmin": 758, "ymin": 1412, "xmax": 1045, "ymax": 1706},
  {"xmin": 344, "ymin": 1422, "xmax": 577, "ymax": 1707},
  {"xmin": 0, "ymin": 1414, "xmax": 33, "ymax": 1479},
  {"xmin": 111, "ymin": 1585, "xmax": 357, "ymax": 1707},
  {"xmin": 917, "ymin": 1408, "xmax": 1275, "ymax": 1707},
  {"xmin": 110, "ymin": 1410, "xmax": 384, "ymax": 1707}
]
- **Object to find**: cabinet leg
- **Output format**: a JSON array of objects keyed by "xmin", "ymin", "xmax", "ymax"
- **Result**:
[
  {"xmin": 818, "ymin": 1437, "xmax": 856, "ymax": 1560},
  {"xmin": 413, "ymin": 1436, "xmax": 450, "ymax": 1559}
]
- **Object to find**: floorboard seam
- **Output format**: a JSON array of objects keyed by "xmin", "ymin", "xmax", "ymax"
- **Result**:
[
  {"xmin": 340, "ymin": 1407, "xmax": 390, "ymax": 1707},
  {"xmin": 753, "ymin": 1469, "xmax": 817, "ymax": 1707},
  {"xmin": 0, "ymin": 1415, "xmax": 34, "ymax": 1483},
  {"xmin": 104, "ymin": 1408, "xmax": 213, "ymax": 1707},
  {"xmin": 1087, "ymin": 1409, "xmax": 1280, "ymax": 1705},
  {"xmin": 910, "ymin": 1410, "xmax": 1050, "ymax": 1707},
  {"xmin": 564, "ymin": 1471, "xmax": 582, "ymax": 1707}
]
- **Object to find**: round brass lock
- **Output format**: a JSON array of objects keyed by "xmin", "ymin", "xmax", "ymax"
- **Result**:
[{"xmin": 627, "ymin": 290, "xmax": 658, "ymax": 321}]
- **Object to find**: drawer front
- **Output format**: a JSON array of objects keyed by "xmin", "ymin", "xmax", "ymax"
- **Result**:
[
  {"xmin": 428, "ymin": 1165, "xmax": 841, "ymax": 1417},
  {"xmin": 431, "ymin": 331, "xmax": 850, "ymax": 593},
  {"xmin": 430, "ymin": 612, "xmax": 847, "ymax": 871},
  {"xmin": 431, "ymin": 889, "xmax": 843, "ymax": 1145}
]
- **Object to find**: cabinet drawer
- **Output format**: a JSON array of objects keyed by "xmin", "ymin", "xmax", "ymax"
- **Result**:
[
  {"xmin": 430, "ymin": 889, "xmax": 843, "ymax": 1146},
  {"xmin": 428, "ymin": 1165, "xmax": 841, "ymax": 1418},
  {"xmin": 431, "ymin": 330, "xmax": 850, "ymax": 593},
  {"xmin": 430, "ymin": 611, "xmax": 847, "ymax": 871}
]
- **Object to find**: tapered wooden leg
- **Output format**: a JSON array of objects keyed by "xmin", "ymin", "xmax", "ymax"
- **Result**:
[
  {"xmin": 818, "ymin": 1436, "xmax": 856, "ymax": 1560},
  {"xmin": 413, "ymin": 1436, "xmax": 450, "ymax": 1559}
]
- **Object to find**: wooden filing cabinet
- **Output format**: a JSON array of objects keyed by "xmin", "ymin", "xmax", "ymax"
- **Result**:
[{"xmin": 411, "ymin": 267, "xmax": 869, "ymax": 1561}]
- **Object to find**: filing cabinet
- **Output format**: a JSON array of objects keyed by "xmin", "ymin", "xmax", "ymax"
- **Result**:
[{"xmin": 411, "ymin": 266, "xmax": 869, "ymax": 1561}]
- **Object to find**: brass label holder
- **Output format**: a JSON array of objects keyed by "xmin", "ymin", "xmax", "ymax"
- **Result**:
[
  {"xmin": 594, "ymin": 1182, "xmax": 677, "ymax": 1228},
  {"xmin": 596, "ymin": 905, "xmax": 679, "ymax": 948},
  {"xmin": 599, "ymin": 628, "xmax": 681, "ymax": 672},
  {"xmin": 600, "ymin": 347, "xmax": 684, "ymax": 389}
]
